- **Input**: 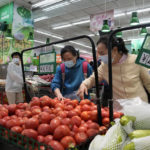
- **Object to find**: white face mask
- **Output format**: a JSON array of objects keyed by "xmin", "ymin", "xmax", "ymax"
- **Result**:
[
  {"xmin": 12, "ymin": 58, "xmax": 20, "ymax": 64},
  {"xmin": 64, "ymin": 60, "xmax": 75, "ymax": 68},
  {"xmin": 99, "ymin": 55, "xmax": 115, "ymax": 64}
]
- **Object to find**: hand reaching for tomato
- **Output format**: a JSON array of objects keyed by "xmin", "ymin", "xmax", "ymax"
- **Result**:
[{"xmin": 77, "ymin": 83, "xmax": 88, "ymax": 100}]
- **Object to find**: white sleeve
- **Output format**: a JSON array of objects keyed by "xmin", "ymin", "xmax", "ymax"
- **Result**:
[{"xmin": 7, "ymin": 64, "xmax": 23, "ymax": 84}]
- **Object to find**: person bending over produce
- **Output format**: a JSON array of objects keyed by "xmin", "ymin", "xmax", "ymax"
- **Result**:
[
  {"xmin": 78, "ymin": 35, "xmax": 150, "ymax": 102},
  {"xmin": 5, "ymin": 52, "xmax": 24, "ymax": 104},
  {"xmin": 51, "ymin": 45, "xmax": 92, "ymax": 100}
]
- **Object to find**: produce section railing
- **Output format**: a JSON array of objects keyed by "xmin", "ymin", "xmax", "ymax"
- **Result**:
[{"xmin": 20, "ymin": 35, "xmax": 103, "ymax": 125}]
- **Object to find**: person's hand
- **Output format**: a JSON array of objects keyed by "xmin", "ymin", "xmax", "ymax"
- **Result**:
[
  {"xmin": 77, "ymin": 84, "xmax": 88, "ymax": 100},
  {"xmin": 57, "ymin": 93, "xmax": 64, "ymax": 100}
]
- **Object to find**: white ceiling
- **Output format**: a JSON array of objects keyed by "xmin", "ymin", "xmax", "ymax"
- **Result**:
[{"xmin": 1, "ymin": 0, "xmax": 150, "ymax": 55}]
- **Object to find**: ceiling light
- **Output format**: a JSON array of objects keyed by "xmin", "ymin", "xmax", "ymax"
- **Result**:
[
  {"xmin": 101, "ymin": 20, "xmax": 110, "ymax": 32},
  {"xmin": 130, "ymin": 12, "xmax": 139, "ymax": 26},
  {"xmin": 140, "ymin": 27, "xmax": 148, "ymax": 36},
  {"xmin": 34, "ymin": 16, "xmax": 48, "ymax": 22},
  {"xmin": 54, "ymin": 44, "xmax": 64, "ymax": 48},
  {"xmin": 35, "ymin": 30, "xmax": 63, "ymax": 40},
  {"xmin": 70, "ymin": 0, "xmax": 81, "ymax": 3},
  {"xmin": 32, "ymin": 0, "xmax": 62, "ymax": 8},
  {"xmin": 116, "ymin": 27, "xmax": 123, "ymax": 38},
  {"xmin": 70, "ymin": 41, "xmax": 92, "ymax": 49},
  {"xmin": 43, "ymin": 1, "xmax": 70, "ymax": 11},
  {"xmin": 53, "ymin": 24, "xmax": 72, "ymax": 30},
  {"xmin": 72, "ymin": 20, "xmax": 90, "ymax": 25},
  {"xmin": 114, "ymin": 13, "xmax": 125, "ymax": 18}
]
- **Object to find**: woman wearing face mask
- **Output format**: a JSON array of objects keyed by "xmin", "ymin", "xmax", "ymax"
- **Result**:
[
  {"xmin": 5, "ymin": 52, "xmax": 24, "ymax": 104},
  {"xmin": 78, "ymin": 35, "xmax": 150, "ymax": 102},
  {"xmin": 51, "ymin": 45, "xmax": 93, "ymax": 100}
]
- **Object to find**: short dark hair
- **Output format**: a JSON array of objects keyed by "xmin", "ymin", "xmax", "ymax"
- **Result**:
[
  {"xmin": 97, "ymin": 35, "xmax": 128, "ymax": 54},
  {"xmin": 61, "ymin": 45, "xmax": 79, "ymax": 59},
  {"xmin": 11, "ymin": 52, "xmax": 21, "ymax": 59}
]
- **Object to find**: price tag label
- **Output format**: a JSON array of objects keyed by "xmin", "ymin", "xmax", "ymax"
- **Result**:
[
  {"xmin": 40, "ymin": 64, "xmax": 54, "ymax": 73},
  {"xmin": 30, "ymin": 65, "xmax": 37, "ymax": 72}
]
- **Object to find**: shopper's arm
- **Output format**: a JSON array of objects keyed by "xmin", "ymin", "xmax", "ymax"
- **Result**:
[
  {"xmin": 7, "ymin": 64, "xmax": 23, "ymax": 84},
  {"xmin": 140, "ymin": 66, "xmax": 150, "ymax": 93},
  {"xmin": 78, "ymin": 65, "xmax": 104, "ymax": 99},
  {"xmin": 54, "ymin": 88, "xmax": 64, "ymax": 100}
]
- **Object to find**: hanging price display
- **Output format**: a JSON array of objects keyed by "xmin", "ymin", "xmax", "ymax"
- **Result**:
[
  {"xmin": 135, "ymin": 34, "xmax": 150, "ymax": 68},
  {"xmin": 39, "ymin": 52, "xmax": 56, "ymax": 74}
]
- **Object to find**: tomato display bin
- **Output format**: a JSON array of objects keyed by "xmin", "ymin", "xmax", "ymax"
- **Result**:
[{"xmin": 0, "ymin": 124, "xmax": 106, "ymax": 150}]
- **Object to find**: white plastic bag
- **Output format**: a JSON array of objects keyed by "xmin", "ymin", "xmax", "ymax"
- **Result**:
[
  {"xmin": 116, "ymin": 97, "xmax": 150, "ymax": 129},
  {"xmin": 89, "ymin": 120, "xmax": 127, "ymax": 150}
]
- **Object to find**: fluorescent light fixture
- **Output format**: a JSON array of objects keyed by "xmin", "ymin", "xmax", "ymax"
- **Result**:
[
  {"xmin": 70, "ymin": 41, "xmax": 92, "ymax": 49},
  {"xmin": 35, "ymin": 30, "xmax": 63, "ymax": 40},
  {"xmin": 34, "ymin": 40, "xmax": 45, "ymax": 44},
  {"xmin": 72, "ymin": 20, "xmax": 90, "ymax": 25},
  {"xmin": 114, "ymin": 13, "xmax": 125, "ymax": 18},
  {"xmin": 54, "ymin": 44, "xmax": 64, "ymax": 48},
  {"xmin": 52, "ymin": 19, "xmax": 90, "ymax": 30},
  {"xmin": 70, "ymin": 0, "xmax": 81, "ymax": 3},
  {"xmin": 34, "ymin": 16, "xmax": 48, "ymax": 22},
  {"xmin": 138, "ymin": 7, "xmax": 150, "ymax": 13},
  {"xmin": 43, "ymin": 1, "xmax": 70, "ymax": 11},
  {"xmin": 53, "ymin": 24, "xmax": 72, "ymax": 30},
  {"xmin": 88, "ymin": 34, "xmax": 95, "ymax": 37},
  {"xmin": 32, "ymin": 0, "xmax": 62, "ymax": 8}
]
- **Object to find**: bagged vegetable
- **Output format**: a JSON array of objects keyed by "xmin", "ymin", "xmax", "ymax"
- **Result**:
[
  {"xmin": 129, "ymin": 130, "xmax": 150, "ymax": 139},
  {"xmin": 89, "ymin": 120, "xmax": 127, "ymax": 150},
  {"xmin": 123, "ymin": 136, "xmax": 150, "ymax": 150},
  {"xmin": 120, "ymin": 116, "xmax": 136, "ymax": 134},
  {"xmin": 116, "ymin": 97, "xmax": 150, "ymax": 130}
]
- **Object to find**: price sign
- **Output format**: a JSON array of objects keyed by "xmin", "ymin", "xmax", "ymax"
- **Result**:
[
  {"xmin": 135, "ymin": 34, "xmax": 150, "ymax": 68},
  {"xmin": 39, "ymin": 52, "xmax": 56, "ymax": 74}
]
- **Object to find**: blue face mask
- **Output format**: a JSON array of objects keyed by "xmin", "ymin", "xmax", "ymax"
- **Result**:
[
  {"xmin": 99, "ymin": 55, "xmax": 114, "ymax": 64},
  {"xmin": 64, "ymin": 60, "xmax": 75, "ymax": 68}
]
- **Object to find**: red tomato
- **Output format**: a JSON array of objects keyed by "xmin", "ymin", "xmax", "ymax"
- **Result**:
[
  {"xmin": 0, "ymin": 111, "xmax": 8, "ymax": 118},
  {"xmin": 72, "ymin": 100, "xmax": 79, "ymax": 106},
  {"xmin": 102, "ymin": 117, "xmax": 110, "ymax": 126},
  {"xmin": 80, "ymin": 99, "xmax": 91, "ymax": 105},
  {"xmin": 101, "ymin": 110, "xmax": 109, "ymax": 118},
  {"xmin": 42, "ymin": 106, "xmax": 50, "ymax": 111},
  {"xmin": 48, "ymin": 114, "xmax": 56, "ymax": 121},
  {"xmin": 22, "ymin": 129, "xmax": 38, "ymax": 140},
  {"xmin": 80, "ymin": 111, "xmax": 90, "ymax": 121},
  {"xmin": 72, "ymin": 125, "xmax": 79, "ymax": 133},
  {"xmin": 38, "ymin": 124, "xmax": 50, "ymax": 136},
  {"xmin": 25, "ymin": 118, "xmax": 39, "ymax": 129},
  {"xmin": 73, "ymin": 108, "xmax": 81, "ymax": 116},
  {"xmin": 8, "ymin": 104, "xmax": 16, "ymax": 115},
  {"xmin": 49, "ymin": 118, "xmax": 61, "ymax": 133},
  {"xmin": 86, "ymin": 129, "xmax": 99, "ymax": 137},
  {"xmin": 11, "ymin": 126, "xmax": 22, "ymax": 133},
  {"xmin": 71, "ymin": 116, "xmax": 81, "ymax": 127},
  {"xmin": 6, "ymin": 119, "xmax": 20, "ymax": 129},
  {"xmin": 37, "ymin": 135, "xmax": 45, "ymax": 143},
  {"xmin": 64, "ymin": 105, "xmax": 74, "ymax": 111},
  {"xmin": 75, "ymin": 132, "xmax": 88, "ymax": 144},
  {"xmin": 61, "ymin": 118, "xmax": 71, "ymax": 126},
  {"xmin": 89, "ymin": 110, "xmax": 98, "ymax": 122},
  {"xmin": 119, "ymin": 112, "xmax": 124, "ymax": 117},
  {"xmin": 39, "ymin": 112, "xmax": 51, "ymax": 124},
  {"xmin": 44, "ymin": 135, "xmax": 53, "ymax": 144},
  {"xmin": 90, "ymin": 105, "xmax": 97, "ymax": 111},
  {"xmin": 99, "ymin": 126, "xmax": 107, "ymax": 134},
  {"xmin": 3, "ymin": 116, "xmax": 11, "ymax": 121},
  {"xmin": 78, "ymin": 126, "xmax": 87, "ymax": 133},
  {"xmin": 55, "ymin": 103, "xmax": 64, "ymax": 109},
  {"xmin": 61, "ymin": 136, "xmax": 76, "ymax": 149},
  {"xmin": 113, "ymin": 112, "xmax": 121, "ymax": 119},
  {"xmin": 53, "ymin": 107, "xmax": 63, "ymax": 114},
  {"xmin": 103, "ymin": 107, "xmax": 109, "ymax": 111},
  {"xmin": 48, "ymin": 140, "xmax": 64, "ymax": 150},
  {"xmin": 81, "ymin": 104, "xmax": 91, "ymax": 111},
  {"xmin": 11, "ymin": 115, "xmax": 17, "ymax": 119},
  {"xmin": 53, "ymin": 125, "xmax": 70, "ymax": 140},
  {"xmin": 43, "ymin": 108, "xmax": 52, "ymax": 114},
  {"xmin": 49, "ymin": 99, "xmax": 59, "ymax": 107},
  {"xmin": 57, "ymin": 111, "xmax": 67, "ymax": 118},
  {"xmin": 17, "ymin": 103, "xmax": 28, "ymax": 109},
  {"xmin": 40, "ymin": 96, "xmax": 51, "ymax": 107},
  {"xmin": 31, "ymin": 108, "xmax": 42, "ymax": 116},
  {"xmin": 67, "ymin": 110, "xmax": 77, "ymax": 118},
  {"xmin": 88, "ymin": 122, "xmax": 99, "ymax": 130},
  {"xmin": 0, "ymin": 119, "xmax": 6, "ymax": 126},
  {"xmin": 30, "ymin": 97, "xmax": 40, "ymax": 107},
  {"xmin": 15, "ymin": 109, "xmax": 24, "ymax": 116},
  {"xmin": 23, "ymin": 110, "xmax": 32, "ymax": 118}
]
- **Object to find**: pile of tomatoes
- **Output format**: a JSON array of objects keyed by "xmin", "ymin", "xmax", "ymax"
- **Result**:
[{"xmin": 0, "ymin": 96, "xmax": 123, "ymax": 150}]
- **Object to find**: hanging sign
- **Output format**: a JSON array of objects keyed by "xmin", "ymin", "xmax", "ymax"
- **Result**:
[
  {"xmin": 135, "ymin": 34, "xmax": 150, "ymax": 68},
  {"xmin": 39, "ymin": 52, "xmax": 56, "ymax": 74},
  {"xmin": 90, "ymin": 10, "xmax": 114, "ymax": 32}
]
